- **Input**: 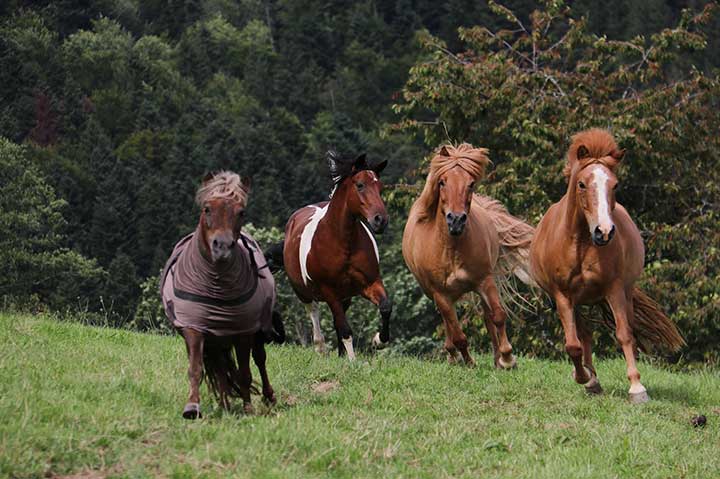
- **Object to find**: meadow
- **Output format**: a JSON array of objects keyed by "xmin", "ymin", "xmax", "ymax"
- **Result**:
[{"xmin": 1, "ymin": 313, "xmax": 718, "ymax": 479}]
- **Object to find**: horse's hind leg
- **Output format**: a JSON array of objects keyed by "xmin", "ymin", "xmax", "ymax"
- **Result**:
[
  {"xmin": 433, "ymin": 292, "xmax": 473, "ymax": 366},
  {"xmin": 253, "ymin": 332, "xmax": 276, "ymax": 405},
  {"xmin": 479, "ymin": 277, "xmax": 516, "ymax": 369},
  {"xmin": 479, "ymin": 297, "xmax": 501, "ymax": 367},
  {"xmin": 305, "ymin": 302, "xmax": 326, "ymax": 354},
  {"xmin": 181, "ymin": 328, "xmax": 204, "ymax": 419},
  {"xmin": 607, "ymin": 287, "xmax": 648, "ymax": 404},
  {"xmin": 234, "ymin": 336, "xmax": 254, "ymax": 413},
  {"xmin": 362, "ymin": 280, "xmax": 392, "ymax": 347}
]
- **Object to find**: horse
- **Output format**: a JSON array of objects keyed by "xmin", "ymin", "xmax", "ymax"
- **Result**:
[
  {"xmin": 529, "ymin": 129, "xmax": 684, "ymax": 403},
  {"xmin": 160, "ymin": 171, "xmax": 284, "ymax": 418},
  {"xmin": 402, "ymin": 144, "xmax": 535, "ymax": 367},
  {"xmin": 270, "ymin": 151, "xmax": 391, "ymax": 359}
]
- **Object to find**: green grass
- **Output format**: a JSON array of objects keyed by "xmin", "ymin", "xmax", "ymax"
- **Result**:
[{"xmin": 1, "ymin": 314, "xmax": 718, "ymax": 479}]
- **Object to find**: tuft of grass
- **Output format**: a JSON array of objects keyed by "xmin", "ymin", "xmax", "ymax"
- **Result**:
[{"xmin": 1, "ymin": 313, "xmax": 718, "ymax": 478}]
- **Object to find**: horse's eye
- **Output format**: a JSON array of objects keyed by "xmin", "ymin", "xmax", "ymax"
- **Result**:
[
  {"xmin": 238, "ymin": 210, "xmax": 245, "ymax": 218},
  {"xmin": 439, "ymin": 179, "xmax": 445, "ymax": 188},
  {"xmin": 356, "ymin": 182, "xmax": 365, "ymax": 190},
  {"xmin": 469, "ymin": 181, "xmax": 476, "ymax": 189},
  {"xmin": 578, "ymin": 181, "xmax": 586, "ymax": 190},
  {"xmin": 203, "ymin": 206, "xmax": 211, "ymax": 215},
  {"xmin": 613, "ymin": 183, "xmax": 618, "ymax": 190}
]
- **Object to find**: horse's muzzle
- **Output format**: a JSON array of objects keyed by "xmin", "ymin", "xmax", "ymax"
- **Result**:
[
  {"xmin": 369, "ymin": 214, "xmax": 388, "ymax": 234},
  {"xmin": 211, "ymin": 234, "xmax": 235, "ymax": 261},
  {"xmin": 446, "ymin": 211, "xmax": 468, "ymax": 236},
  {"xmin": 592, "ymin": 225, "xmax": 615, "ymax": 246}
]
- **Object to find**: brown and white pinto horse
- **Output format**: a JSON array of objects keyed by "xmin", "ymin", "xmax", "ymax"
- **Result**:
[
  {"xmin": 403, "ymin": 144, "xmax": 535, "ymax": 367},
  {"xmin": 161, "ymin": 172, "xmax": 284, "ymax": 418},
  {"xmin": 280, "ymin": 152, "xmax": 390, "ymax": 359},
  {"xmin": 530, "ymin": 129, "xmax": 684, "ymax": 403}
]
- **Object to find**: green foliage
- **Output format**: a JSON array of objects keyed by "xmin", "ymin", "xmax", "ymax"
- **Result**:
[{"xmin": 0, "ymin": 138, "xmax": 104, "ymax": 309}]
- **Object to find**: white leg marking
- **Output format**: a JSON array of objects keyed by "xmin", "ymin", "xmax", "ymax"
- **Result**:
[
  {"xmin": 591, "ymin": 166, "xmax": 613, "ymax": 233},
  {"xmin": 299, "ymin": 205, "xmax": 329, "ymax": 285},
  {"xmin": 306, "ymin": 302, "xmax": 325, "ymax": 353},
  {"xmin": 342, "ymin": 336, "xmax": 356, "ymax": 361}
]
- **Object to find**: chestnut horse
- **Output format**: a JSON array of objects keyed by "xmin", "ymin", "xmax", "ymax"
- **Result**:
[
  {"xmin": 530, "ymin": 129, "xmax": 684, "ymax": 403},
  {"xmin": 276, "ymin": 152, "xmax": 390, "ymax": 359},
  {"xmin": 160, "ymin": 172, "xmax": 284, "ymax": 418},
  {"xmin": 403, "ymin": 144, "xmax": 535, "ymax": 367}
]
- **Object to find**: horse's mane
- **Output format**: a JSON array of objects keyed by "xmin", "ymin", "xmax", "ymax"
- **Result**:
[
  {"xmin": 417, "ymin": 143, "xmax": 491, "ymax": 221},
  {"xmin": 326, "ymin": 150, "xmax": 376, "ymax": 198},
  {"xmin": 563, "ymin": 129, "xmax": 621, "ymax": 179},
  {"xmin": 195, "ymin": 171, "xmax": 250, "ymax": 207}
]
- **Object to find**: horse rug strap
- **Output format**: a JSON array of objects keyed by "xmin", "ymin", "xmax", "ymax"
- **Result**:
[{"xmin": 160, "ymin": 231, "xmax": 276, "ymax": 337}]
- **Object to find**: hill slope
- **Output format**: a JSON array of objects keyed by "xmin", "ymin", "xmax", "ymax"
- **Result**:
[{"xmin": 1, "ymin": 314, "xmax": 718, "ymax": 478}]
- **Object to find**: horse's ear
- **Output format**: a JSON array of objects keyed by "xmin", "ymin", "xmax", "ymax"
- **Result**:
[
  {"xmin": 353, "ymin": 153, "xmax": 368, "ymax": 171},
  {"xmin": 202, "ymin": 171, "xmax": 215, "ymax": 184},
  {"xmin": 438, "ymin": 146, "xmax": 450, "ymax": 157},
  {"xmin": 372, "ymin": 160, "xmax": 388, "ymax": 175},
  {"xmin": 240, "ymin": 176, "xmax": 252, "ymax": 193},
  {"xmin": 576, "ymin": 145, "xmax": 590, "ymax": 159},
  {"xmin": 611, "ymin": 148, "xmax": 625, "ymax": 161}
]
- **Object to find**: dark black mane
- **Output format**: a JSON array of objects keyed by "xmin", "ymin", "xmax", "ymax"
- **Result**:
[{"xmin": 326, "ymin": 150, "xmax": 366, "ymax": 186}]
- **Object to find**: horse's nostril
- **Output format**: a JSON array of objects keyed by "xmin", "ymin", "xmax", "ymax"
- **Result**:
[
  {"xmin": 446, "ymin": 212, "xmax": 454, "ymax": 221},
  {"xmin": 374, "ymin": 214, "xmax": 382, "ymax": 224},
  {"xmin": 459, "ymin": 213, "xmax": 468, "ymax": 224},
  {"xmin": 608, "ymin": 225, "xmax": 616, "ymax": 239},
  {"xmin": 212, "ymin": 239, "xmax": 219, "ymax": 248}
]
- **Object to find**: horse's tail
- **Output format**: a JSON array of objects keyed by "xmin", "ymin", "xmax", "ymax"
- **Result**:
[
  {"xmin": 264, "ymin": 240, "xmax": 285, "ymax": 273},
  {"xmin": 601, "ymin": 287, "xmax": 685, "ymax": 354},
  {"xmin": 203, "ymin": 344, "xmax": 258, "ymax": 402}
]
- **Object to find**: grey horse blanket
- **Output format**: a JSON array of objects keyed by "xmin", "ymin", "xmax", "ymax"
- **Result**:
[{"xmin": 160, "ymin": 231, "xmax": 276, "ymax": 337}]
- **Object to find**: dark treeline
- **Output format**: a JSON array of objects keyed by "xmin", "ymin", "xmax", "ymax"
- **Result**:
[{"xmin": 2, "ymin": 1, "xmax": 719, "ymax": 362}]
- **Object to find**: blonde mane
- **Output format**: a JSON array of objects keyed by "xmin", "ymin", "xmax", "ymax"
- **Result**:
[
  {"xmin": 417, "ymin": 143, "xmax": 491, "ymax": 221},
  {"xmin": 563, "ymin": 129, "xmax": 621, "ymax": 179},
  {"xmin": 195, "ymin": 171, "xmax": 250, "ymax": 207}
]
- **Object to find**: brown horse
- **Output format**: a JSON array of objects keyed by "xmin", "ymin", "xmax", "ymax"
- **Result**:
[
  {"xmin": 530, "ymin": 129, "xmax": 684, "ymax": 403},
  {"xmin": 276, "ymin": 152, "xmax": 390, "ymax": 359},
  {"xmin": 403, "ymin": 144, "xmax": 535, "ymax": 367},
  {"xmin": 160, "ymin": 172, "xmax": 284, "ymax": 418}
]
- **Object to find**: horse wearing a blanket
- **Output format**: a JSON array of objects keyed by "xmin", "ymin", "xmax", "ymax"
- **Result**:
[{"xmin": 161, "ymin": 171, "xmax": 284, "ymax": 418}]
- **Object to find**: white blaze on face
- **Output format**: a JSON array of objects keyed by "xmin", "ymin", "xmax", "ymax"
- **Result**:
[
  {"xmin": 299, "ymin": 205, "xmax": 329, "ymax": 285},
  {"xmin": 591, "ymin": 166, "xmax": 613, "ymax": 234}
]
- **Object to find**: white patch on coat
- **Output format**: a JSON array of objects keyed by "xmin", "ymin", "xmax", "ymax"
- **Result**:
[
  {"xmin": 299, "ymin": 204, "xmax": 328, "ymax": 285},
  {"xmin": 591, "ymin": 166, "xmax": 613, "ymax": 233},
  {"xmin": 359, "ymin": 221, "xmax": 379, "ymax": 264}
]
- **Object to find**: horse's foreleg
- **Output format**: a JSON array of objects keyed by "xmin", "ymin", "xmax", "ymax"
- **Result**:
[
  {"xmin": 577, "ymin": 317, "xmax": 603, "ymax": 394},
  {"xmin": 479, "ymin": 276, "xmax": 516, "ymax": 369},
  {"xmin": 323, "ymin": 290, "xmax": 355, "ymax": 360},
  {"xmin": 182, "ymin": 328, "xmax": 204, "ymax": 419},
  {"xmin": 433, "ymin": 293, "xmax": 473, "ymax": 366},
  {"xmin": 607, "ymin": 287, "xmax": 648, "ymax": 404},
  {"xmin": 362, "ymin": 280, "xmax": 392, "ymax": 347},
  {"xmin": 554, "ymin": 293, "xmax": 591, "ymax": 385},
  {"xmin": 234, "ymin": 336, "xmax": 254, "ymax": 413},
  {"xmin": 252, "ymin": 332, "xmax": 276, "ymax": 405},
  {"xmin": 305, "ymin": 302, "xmax": 326, "ymax": 354}
]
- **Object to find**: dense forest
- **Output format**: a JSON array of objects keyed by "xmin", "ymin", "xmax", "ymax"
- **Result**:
[{"xmin": 2, "ymin": 0, "xmax": 719, "ymax": 363}]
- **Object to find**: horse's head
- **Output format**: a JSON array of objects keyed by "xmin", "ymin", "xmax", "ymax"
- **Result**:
[
  {"xmin": 572, "ymin": 145, "xmax": 624, "ymax": 246},
  {"xmin": 195, "ymin": 171, "xmax": 251, "ymax": 263},
  {"xmin": 328, "ymin": 152, "xmax": 389, "ymax": 234},
  {"xmin": 422, "ymin": 144, "xmax": 490, "ymax": 236}
]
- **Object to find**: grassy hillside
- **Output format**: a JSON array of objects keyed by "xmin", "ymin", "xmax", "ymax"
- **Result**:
[{"xmin": 1, "ymin": 314, "xmax": 718, "ymax": 478}]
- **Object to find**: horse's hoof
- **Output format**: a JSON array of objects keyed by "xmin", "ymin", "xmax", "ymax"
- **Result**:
[
  {"xmin": 243, "ymin": 402, "xmax": 255, "ymax": 414},
  {"xmin": 629, "ymin": 390, "xmax": 650, "ymax": 404},
  {"xmin": 497, "ymin": 354, "xmax": 517, "ymax": 370},
  {"xmin": 447, "ymin": 350, "xmax": 463, "ymax": 365},
  {"xmin": 182, "ymin": 402, "xmax": 201, "ymax": 420},
  {"xmin": 584, "ymin": 375, "xmax": 603, "ymax": 395},
  {"xmin": 371, "ymin": 332, "xmax": 387, "ymax": 348},
  {"xmin": 263, "ymin": 393, "xmax": 277, "ymax": 406}
]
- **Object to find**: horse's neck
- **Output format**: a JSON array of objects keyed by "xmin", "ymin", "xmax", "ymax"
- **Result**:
[
  {"xmin": 559, "ymin": 186, "xmax": 589, "ymax": 243},
  {"xmin": 319, "ymin": 189, "xmax": 357, "ymax": 251}
]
